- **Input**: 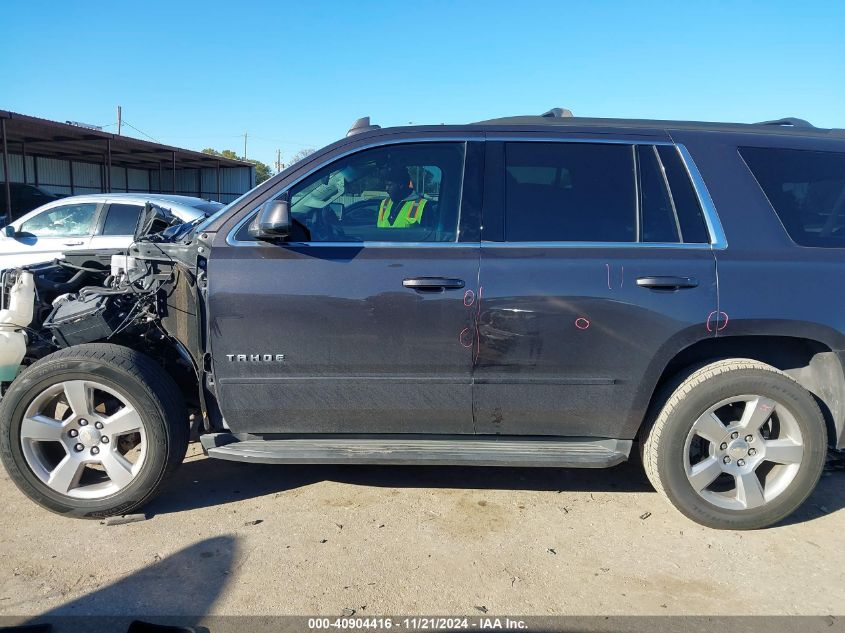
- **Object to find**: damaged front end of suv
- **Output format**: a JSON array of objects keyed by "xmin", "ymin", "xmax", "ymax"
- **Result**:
[{"xmin": 0, "ymin": 202, "xmax": 211, "ymax": 424}]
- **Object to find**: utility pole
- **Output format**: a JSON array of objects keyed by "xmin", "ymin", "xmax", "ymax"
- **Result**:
[
  {"xmin": 275, "ymin": 149, "xmax": 282, "ymax": 172},
  {"xmin": 243, "ymin": 131, "xmax": 248, "ymax": 160},
  {"xmin": 117, "ymin": 105, "xmax": 122, "ymax": 135}
]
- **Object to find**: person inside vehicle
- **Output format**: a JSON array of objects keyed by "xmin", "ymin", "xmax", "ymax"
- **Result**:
[{"xmin": 377, "ymin": 165, "xmax": 428, "ymax": 228}]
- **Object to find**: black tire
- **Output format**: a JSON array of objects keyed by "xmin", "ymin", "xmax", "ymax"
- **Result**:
[
  {"xmin": 642, "ymin": 359, "xmax": 827, "ymax": 530},
  {"xmin": 0, "ymin": 343, "xmax": 188, "ymax": 518}
]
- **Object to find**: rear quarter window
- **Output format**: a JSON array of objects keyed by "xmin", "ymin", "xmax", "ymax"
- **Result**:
[{"xmin": 739, "ymin": 146, "xmax": 845, "ymax": 248}]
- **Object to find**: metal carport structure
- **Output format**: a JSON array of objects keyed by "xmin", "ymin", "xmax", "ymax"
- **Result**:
[{"xmin": 0, "ymin": 110, "xmax": 254, "ymax": 224}]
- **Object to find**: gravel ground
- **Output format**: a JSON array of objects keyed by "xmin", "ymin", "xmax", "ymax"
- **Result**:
[{"xmin": 0, "ymin": 442, "xmax": 843, "ymax": 621}]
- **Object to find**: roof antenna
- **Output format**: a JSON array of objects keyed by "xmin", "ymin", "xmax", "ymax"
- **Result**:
[
  {"xmin": 347, "ymin": 116, "xmax": 381, "ymax": 137},
  {"xmin": 540, "ymin": 107, "xmax": 574, "ymax": 118}
]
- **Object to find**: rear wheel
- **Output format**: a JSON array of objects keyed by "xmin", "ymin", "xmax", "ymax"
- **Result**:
[
  {"xmin": 0, "ymin": 343, "xmax": 188, "ymax": 518},
  {"xmin": 643, "ymin": 359, "xmax": 827, "ymax": 529}
]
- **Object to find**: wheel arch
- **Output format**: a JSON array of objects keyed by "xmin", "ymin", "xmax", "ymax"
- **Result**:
[{"xmin": 636, "ymin": 335, "xmax": 845, "ymax": 449}]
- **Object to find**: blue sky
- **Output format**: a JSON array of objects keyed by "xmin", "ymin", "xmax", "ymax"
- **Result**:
[{"xmin": 1, "ymin": 0, "xmax": 843, "ymax": 168}]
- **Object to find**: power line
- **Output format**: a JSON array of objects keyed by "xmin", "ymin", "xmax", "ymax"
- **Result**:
[
  {"xmin": 121, "ymin": 120, "xmax": 161, "ymax": 144},
  {"xmin": 248, "ymin": 134, "xmax": 317, "ymax": 148},
  {"xmin": 95, "ymin": 112, "xmax": 318, "ymax": 156}
]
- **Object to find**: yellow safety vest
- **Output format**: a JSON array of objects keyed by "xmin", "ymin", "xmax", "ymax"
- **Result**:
[{"xmin": 377, "ymin": 198, "xmax": 427, "ymax": 228}]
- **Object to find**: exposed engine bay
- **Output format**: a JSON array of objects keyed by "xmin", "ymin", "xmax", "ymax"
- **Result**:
[{"xmin": 0, "ymin": 203, "xmax": 210, "ymax": 419}]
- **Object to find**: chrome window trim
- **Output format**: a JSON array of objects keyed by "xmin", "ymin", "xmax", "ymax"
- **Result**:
[
  {"xmin": 226, "ymin": 211, "xmax": 259, "ymax": 246},
  {"xmin": 226, "ymin": 238, "xmax": 478, "ymax": 249},
  {"xmin": 486, "ymin": 135, "xmax": 675, "ymax": 145},
  {"xmin": 225, "ymin": 135, "xmax": 727, "ymax": 250},
  {"xmin": 227, "ymin": 209, "xmax": 478, "ymax": 248},
  {"xmin": 479, "ymin": 241, "xmax": 712, "ymax": 250},
  {"xmin": 675, "ymin": 144, "xmax": 728, "ymax": 249}
]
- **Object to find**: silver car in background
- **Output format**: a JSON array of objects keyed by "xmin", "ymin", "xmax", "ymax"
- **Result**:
[{"xmin": 0, "ymin": 194, "xmax": 222, "ymax": 271}]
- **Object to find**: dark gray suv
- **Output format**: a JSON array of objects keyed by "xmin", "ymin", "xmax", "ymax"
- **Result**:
[{"xmin": 1, "ymin": 110, "xmax": 843, "ymax": 530}]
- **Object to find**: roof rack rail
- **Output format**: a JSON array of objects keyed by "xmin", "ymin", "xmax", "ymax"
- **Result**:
[
  {"xmin": 540, "ymin": 107, "xmax": 574, "ymax": 118},
  {"xmin": 347, "ymin": 116, "xmax": 381, "ymax": 137},
  {"xmin": 756, "ymin": 117, "xmax": 814, "ymax": 128}
]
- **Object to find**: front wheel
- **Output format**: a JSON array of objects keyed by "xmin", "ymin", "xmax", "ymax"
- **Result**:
[
  {"xmin": 643, "ymin": 359, "xmax": 827, "ymax": 529},
  {"xmin": 0, "ymin": 343, "xmax": 188, "ymax": 518}
]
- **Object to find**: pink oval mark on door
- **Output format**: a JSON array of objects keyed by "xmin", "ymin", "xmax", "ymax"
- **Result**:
[
  {"xmin": 459, "ymin": 327, "xmax": 473, "ymax": 347},
  {"xmin": 575, "ymin": 317, "xmax": 591, "ymax": 330},
  {"xmin": 706, "ymin": 311, "xmax": 730, "ymax": 332}
]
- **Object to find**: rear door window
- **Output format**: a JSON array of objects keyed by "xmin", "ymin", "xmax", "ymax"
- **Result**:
[
  {"xmin": 739, "ymin": 146, "xmax": 845, "ymax": 247},
  {"xmin": 504, "ymin": 142, "xmax": 636, "ymax": 242},
  {"xmin": 101, "ymin": 203, "xmax": 143, "ymax": 236},
  {"xmin": 503, "ymin": 142, "xmax": 710, "ymax": 244},
  {"xmin": 656, "ymin": 146, "xmax": 710, "ymax": 244},
  {"xmin": 637, "ymin": 145, "xmax": 680, "ymax": 243}
]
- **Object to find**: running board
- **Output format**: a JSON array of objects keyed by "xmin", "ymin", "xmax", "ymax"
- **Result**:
[{"xmin": 201, "ymin": 435, "xmax": 632, "ymax": 468}]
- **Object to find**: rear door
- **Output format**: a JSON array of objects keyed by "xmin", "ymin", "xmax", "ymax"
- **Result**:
[
  {"xmin": 209, "ymin": 139, "xmax": 483, "ymax": 435},
  {"xmin": 0, "ymin": 201, "xmax": 98, "ymax": 269},
  {"xmin": 474, "ymin": 138, "xmax": 720, "ymax": 440}
]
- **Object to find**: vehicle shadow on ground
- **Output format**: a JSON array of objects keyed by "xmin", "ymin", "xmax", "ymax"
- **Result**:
[
  {"xmin": 8, "ymin": 536, "xmax": 234, "ymax": 632},
  {"xmin": 777, "ymin": 468, "xmax": 845, "ymax": 527},
  {"xmin": 145, "ymin": 444, "xmax": 845, "ymax": 526},
  {"xmin": 146, "ymin": 446, "xmax": 643, "ymax": 515}
]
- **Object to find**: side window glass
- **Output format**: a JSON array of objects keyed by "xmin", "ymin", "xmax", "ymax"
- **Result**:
[
  {"xmin": 265, "ymin": 143, "xmax": 465, "ymax": 243},
  {"xmin": 637, "ymin": 145, "xmax": 681, "ymax": 243},
  {"xmin": 101, "ymin": 204, "xmax": 143, "ymax": 236},
  {"xmin": 739, "ymin": 146, "xmax": 845, "ymax": 248},
  {"xmin": 20, "ymin": 203, "xmax": 97, "ymax": 237},
  {"xmin": 504, "ymin": 143, "xmax": 636, "ymax": 242},
  {"xmin": 656, "ymin": 146, "xmax": 710, "ymax": 243}
]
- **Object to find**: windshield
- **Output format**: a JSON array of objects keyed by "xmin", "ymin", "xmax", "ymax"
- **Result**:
[{"xmin": 191, "ymin": 201, "xmax": 224, "ymax": 215}]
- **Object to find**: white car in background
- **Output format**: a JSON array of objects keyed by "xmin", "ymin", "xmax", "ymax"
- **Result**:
[{"xmin": 0, "ymin": 194, "xmax": 223, "ymax": 271}]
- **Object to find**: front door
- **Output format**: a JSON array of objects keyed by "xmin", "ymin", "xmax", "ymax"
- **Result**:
[
  {"xmin": 474, "ymin": 140, "xmax": 719, "ymax": 439},
  {"xmin": 209, "ymin": 141, "xmax": 482, "ymax": 435}
]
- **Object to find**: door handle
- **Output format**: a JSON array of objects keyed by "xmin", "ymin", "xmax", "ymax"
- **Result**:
[
  {"xmin": 63, "ymin": 241, "xmax": 84, "ymax": 246},
  {"xmin": 403, "ymin": 277, "xmax": 465, "ymax": 290},
  {"xmin": 636, "ymin": 276, "xmax": 699, "ymax": 290}
]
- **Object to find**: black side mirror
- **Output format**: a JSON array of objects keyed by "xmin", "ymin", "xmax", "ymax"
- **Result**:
[
  {"xmin": 4, "ymin": 225, "xmax": 15, "ymax": 238},
  {"xmin": 249, "ymin": 197, "xmax": 291, "ymax": 241}
]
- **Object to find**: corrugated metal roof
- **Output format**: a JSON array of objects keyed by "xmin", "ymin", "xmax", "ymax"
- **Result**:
[{"xmin": 0, "ymin": 110, "xmax": 251, "ymax": 169}]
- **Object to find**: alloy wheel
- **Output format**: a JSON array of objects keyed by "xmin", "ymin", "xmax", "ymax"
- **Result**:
[
  {"xmin": 19, "ymin": 379, "xmax": 147, "ymax": 499},
  {"xmin": 683, "ymin": 394, "xmax": 804, "ymax": 511}
]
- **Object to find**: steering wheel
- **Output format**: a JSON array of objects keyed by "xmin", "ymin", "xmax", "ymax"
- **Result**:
[{"xmin": 310, "ymin": 207, "xmax": 346, "ymax": 241}]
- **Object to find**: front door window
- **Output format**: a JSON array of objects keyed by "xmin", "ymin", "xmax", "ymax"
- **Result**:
[
  {"xmin": 19, "ymin": 203, "xmax": 97, "ymax": 237},
  {"xmin": 285, "ymin": 143, "xmax": 465, "ymax": 243}
]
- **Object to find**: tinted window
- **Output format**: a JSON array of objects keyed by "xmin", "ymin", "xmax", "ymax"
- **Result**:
[
  {"xmin": 20, "ymin": 203, "xmax": 97, "ymax": 237},
  {"xmin": 101, "ymin": 203, "xmax": 143, "ymax": 235},
  {"xmin": 192, "ymin": 202, "xmax": 223, "ymax": 215},
  {"xmin": 638, "ymin": 145, "xmax": 680, "ymax": 243},
  {"xmin": 656, "ymin": 146, "xmax": 710, "ymax": 243},
  {"xmin": 505, "ymin": 143, "xmax": 636, "ymax": 242},
  {"xmin": 249, "ymin": 143, "xmax": 465, "ymax": 243},
  {"xmin": 740, "ymin": 146, "xmax": 845, "ymax": 247}
]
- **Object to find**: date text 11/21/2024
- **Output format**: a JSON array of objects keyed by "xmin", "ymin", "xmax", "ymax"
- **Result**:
[{"xmin": 307, "ymin": 617, "xmax": 529, "ymax": 630}]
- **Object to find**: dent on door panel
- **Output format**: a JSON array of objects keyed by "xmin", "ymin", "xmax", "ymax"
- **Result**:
[{"xmin": 474, "ymin": 246, "xmax": 718, "ymax": 438}]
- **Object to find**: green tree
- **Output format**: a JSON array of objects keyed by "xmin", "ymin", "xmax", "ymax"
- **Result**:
[{"xmin": 201, "ymin": 148, "xmax": 274, "ymax": 185}]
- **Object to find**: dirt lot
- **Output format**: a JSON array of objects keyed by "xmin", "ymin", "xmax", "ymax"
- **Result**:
[{"xmin": 1, "ymin": 442, "xmax": 843, "ymax": 622}]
